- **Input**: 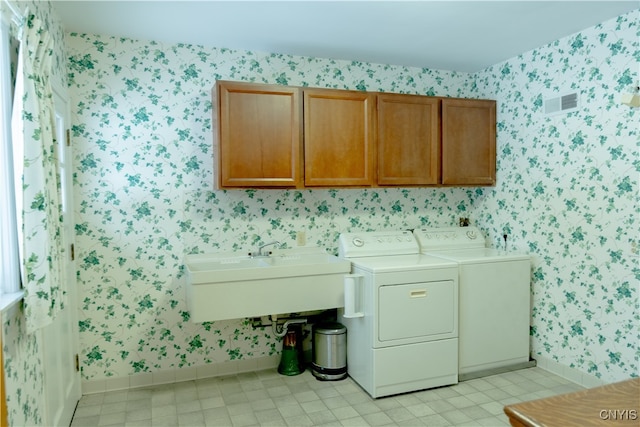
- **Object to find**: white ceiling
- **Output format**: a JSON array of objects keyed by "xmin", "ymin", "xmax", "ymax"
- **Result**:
[{"xmin": 51, "ymin": 1, "xmax": 638, "ymax": 73}]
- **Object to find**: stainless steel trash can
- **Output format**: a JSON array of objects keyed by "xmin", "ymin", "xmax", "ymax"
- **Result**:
[{"xmin": 311, "ymin": 322, "xmax": 347, "ymax": 381}]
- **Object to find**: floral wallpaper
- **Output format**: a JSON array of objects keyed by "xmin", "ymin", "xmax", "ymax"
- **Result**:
[
  {"xmin": 2, "ymin": 1, "xmax": 69, "ymax": 425},
  {"xmin": 2, "ymin": 3, "xmax": 637, "ymax": 425},
  {"xmin": 67, "ymin": 8, "xmax": 638, "ymax": 389},
  {"xmin": 66, "ymin": 36, "xmax": 477, "ymax": 381},
  {"xmin": 472, "ymin": 12, "xmax": 638, "ymax": 381},
  {"xmin": 3, "ymin": 307, "xmax": 43, "ymax": 426}
]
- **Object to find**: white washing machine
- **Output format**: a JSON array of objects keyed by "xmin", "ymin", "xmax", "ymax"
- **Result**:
[
  {"xmin": 413, "ymin": 227, "xmax": 531, "ymax": 378},
  {"xmin": 338, "ymin": 230, "xmax": 459, "ymax": 398}
]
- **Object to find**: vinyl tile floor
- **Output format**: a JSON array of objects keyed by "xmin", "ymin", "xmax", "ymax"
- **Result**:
[{"xmin": 71, "ymin": 366, "xmax": 584, "ymax": 427}]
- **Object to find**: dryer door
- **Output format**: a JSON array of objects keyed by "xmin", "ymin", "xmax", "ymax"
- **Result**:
[{"xmin": 378, "ymin": 280, "xmax": 456, "ymax": 343}]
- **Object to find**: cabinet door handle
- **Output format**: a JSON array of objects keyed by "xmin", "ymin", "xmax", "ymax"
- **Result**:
[{"xmin": 410, "ymin": 290, "xmax": 427, "ymax": 298}]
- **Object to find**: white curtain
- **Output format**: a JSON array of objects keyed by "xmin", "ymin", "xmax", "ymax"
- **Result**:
[
  {"xmin": 11, "ymin": 12, "xmax": 64, "ymax": 333},
  {"xmin": 0, "ymin": 18, "xmax": 20, "ymax": 296}
]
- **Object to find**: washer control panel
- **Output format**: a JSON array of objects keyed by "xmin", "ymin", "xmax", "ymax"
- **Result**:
[
  {"xmin": 339, "ymin": 230, "xmax": 419, "ymax": 258},
  {"xmin": 413, "ymin": 226, "xmax": 486, "ymax": 251}
]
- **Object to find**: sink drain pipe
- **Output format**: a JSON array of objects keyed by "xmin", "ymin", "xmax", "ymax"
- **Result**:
[{"xmin": 270, "ymin": 315, "xmax": 307, "ymax": 338}]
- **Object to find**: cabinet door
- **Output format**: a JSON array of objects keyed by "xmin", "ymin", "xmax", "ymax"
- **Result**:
[
  {"xmin": 216, "ymin": 81, "xmax": 302, "ymax": 188},
  {"xmin": 377, "ymin": 94, "xmax": 440, "ymax": 186},
  {"xmin": 441, "ymin": 98, "xmax": 496, "ymax": 186},
  {"xmin": 304, "ymin": 89, "xmax": 375, "ymax": 187}
]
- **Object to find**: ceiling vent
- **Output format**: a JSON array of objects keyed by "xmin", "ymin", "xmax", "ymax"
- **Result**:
[{"xmin": 544, "ymin": 92, "xmax": 579, "ymax": 115}]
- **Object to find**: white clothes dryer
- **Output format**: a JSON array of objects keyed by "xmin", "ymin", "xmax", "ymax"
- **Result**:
[
  {"xmin": 338, "ymin": 230, "xmax": 459, "ymax": 398},
  {"xmin": 413, "ymin": 227, "xmax": 532, "ymax": 379}
]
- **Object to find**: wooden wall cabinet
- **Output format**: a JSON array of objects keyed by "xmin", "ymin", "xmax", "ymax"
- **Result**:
[
  {"xmin": 377, "ymin": 93, "xmax": 440, "ymax": 186},
  {"xmin": 303, "ymin": 88, "xmax": 375, "ymax": 187},
  {"xmin": 441, "ymin": 98, "xmax": 496, "ymax": 186},
  {"xmin": 216, "ymin": 81, "xmax": 302, "ymax": 188},
  {"xmin": 215, "ymin": 81, "xmax": 496, "ymax": 189}
]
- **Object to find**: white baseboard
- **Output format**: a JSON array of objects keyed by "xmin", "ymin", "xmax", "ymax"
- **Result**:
[
  {"xmin": 81, "ymin": 353, "xmax": 609, "ymax": 395},
  {"xmin": 81, "ymin": 355, "xmax": 281, "ymax": 395},
  {"xmin": 534, "ymin": 354, "xmax": 606, "ymax": 388}
]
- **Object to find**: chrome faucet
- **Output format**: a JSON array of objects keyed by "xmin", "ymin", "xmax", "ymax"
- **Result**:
[{"xmin": 251, "ymin": 240, "xmax": 280, "ymax": 258}]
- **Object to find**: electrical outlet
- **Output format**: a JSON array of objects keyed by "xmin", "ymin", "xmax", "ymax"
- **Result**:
[{"xmin": 296, "ymin": 231, "xmax": 306, "ymax": 246}]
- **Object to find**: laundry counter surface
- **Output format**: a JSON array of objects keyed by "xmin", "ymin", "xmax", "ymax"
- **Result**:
[{"xmin": 503, "ymin": 378, "xmax": 639, "ymax": 426}]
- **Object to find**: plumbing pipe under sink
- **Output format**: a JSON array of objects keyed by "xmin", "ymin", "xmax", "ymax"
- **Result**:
[{"xmin": 271, "ymin": 314, "xmax": 307, "ymax": 338}]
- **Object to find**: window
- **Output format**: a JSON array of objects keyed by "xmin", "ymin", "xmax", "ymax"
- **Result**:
[{"xmin": 0, "ymin": 15, "xmax": 21, "ymax": 300}]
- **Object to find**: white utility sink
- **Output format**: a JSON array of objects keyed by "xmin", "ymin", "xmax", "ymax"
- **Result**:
[{"xmin": 185, "ymin": 247, "xmax": 351, "ymax": 322}]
